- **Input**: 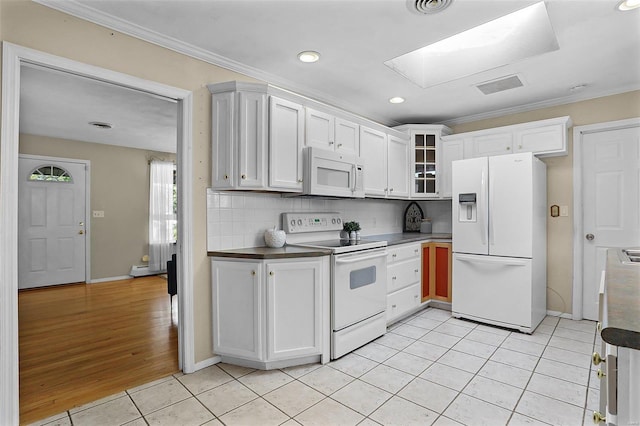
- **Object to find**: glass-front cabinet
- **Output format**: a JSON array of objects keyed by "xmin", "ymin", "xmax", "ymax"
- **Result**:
[{"xmin": 393, "ymin": 124, "xmax": 452, "ymax": 198}]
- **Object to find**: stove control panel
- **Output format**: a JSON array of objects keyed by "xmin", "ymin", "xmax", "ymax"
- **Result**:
[{"xmin": 282, "ymin": 212, "xmax": 343, "ymax": 234}]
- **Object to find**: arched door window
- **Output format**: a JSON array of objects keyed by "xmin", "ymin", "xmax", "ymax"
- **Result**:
[{"xmin": 29, "ymin": 165, "xmax": 73, "ymax": 182}]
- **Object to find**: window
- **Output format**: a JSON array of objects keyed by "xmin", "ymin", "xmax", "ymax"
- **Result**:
[{"xmin": 29, "ymin": 165, "xmax": 72, "ymax": 182}]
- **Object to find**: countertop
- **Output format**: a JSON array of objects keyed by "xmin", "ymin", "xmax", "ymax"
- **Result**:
[
  {"xmin": 367, "ymin": 232, "xmax": 452, "ymax": 246},
  {"xmin": 208, "ymin": 246, "xmax": 332, "ymax": 260},
  {"xmin": 601, "ymin": 249, "xmax": 640, "ymax": 350}
]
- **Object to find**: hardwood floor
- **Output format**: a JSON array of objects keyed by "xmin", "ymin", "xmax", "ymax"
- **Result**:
[{"xmin": 18, "ymin": 276, "xmax": 179, "ymax": 425}]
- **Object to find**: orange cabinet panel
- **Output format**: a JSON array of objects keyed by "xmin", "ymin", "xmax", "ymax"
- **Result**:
[{"xmin": 421, "ymin": 242, "xmax": 452, "ymax": 302}]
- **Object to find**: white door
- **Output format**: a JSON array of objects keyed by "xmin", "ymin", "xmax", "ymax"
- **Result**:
[
  {"xmin": 18, "ymin": 156, "xmax": 87, "ymax": 289},
  {"xmin": 334, "ymin": 117, "xmax": 359, "ymax": 155},
  {"xmin": 269, "ymin": 96, "xmax": 304, "ymax": 191},
  {"xmin": 305, "ymin": 108, "xmax": 334, "ymax": 150},
  {"xmin": 489, "ymin": 153, "xmax": 534, "ymax": 258},
  {"xmin": 452, "ymin": 157, "xmax": 488, "ymax": 255},
  {"xmin": 360, "ymin": 126, "xmax": 387, "ymax": 197},
  {"xmin": 582, "ymin": 125, "xmax": 640, "ymax": 320}
]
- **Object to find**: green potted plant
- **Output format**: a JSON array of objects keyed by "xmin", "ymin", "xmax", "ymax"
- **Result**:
[{"xmin": 342, "ymin": 221, "xmax": 361, "ymax": 240}]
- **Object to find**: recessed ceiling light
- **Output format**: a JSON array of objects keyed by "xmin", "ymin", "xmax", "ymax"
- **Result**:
[
  {"xmin": 617, "ymin": 0, "xmax": 640, "ymax": 11},
  {"xmin": 389, "ymin": 97, "xmax": 405, "ymax": 104},
  {"xmin": 297, "ymin": 51, "xmax": 320, "ymax": 63},
  {"xmin": 89, "ymin": 121, "xmax": 113, "ymax": 129}
]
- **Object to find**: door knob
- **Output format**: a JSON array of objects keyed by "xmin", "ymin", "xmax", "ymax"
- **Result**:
[{"xmin": 586, "ymin": 233, "xmax": 595, "ymax": 241}]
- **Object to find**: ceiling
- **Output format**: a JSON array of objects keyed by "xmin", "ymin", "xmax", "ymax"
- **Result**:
[{"xmin": 25, "ymin": 0, "xmax": 640, "ymax": 150}]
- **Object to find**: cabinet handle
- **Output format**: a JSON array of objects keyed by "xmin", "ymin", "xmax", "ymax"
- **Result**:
[
  {"xmin": 389, "ymin": 188, "xmax": 394, "ymax": 192},
  {"xmin": 506, "ymin": 146, "xmax": 511, "ymax": 150},
  {"xmin": 241, "ymin": 174, "xmax": 246, "ymax": 179},
  {"xmin": 392, "ymin": 304, "xmax": 397, "ymax": 308},
  {"xmin": 251, "ymin": 270, "xmax": 256, "ymax": 276},
  {"xmin": 384, "ymin": 188, "xmax": 389, "ymax": 192},
  {"xmin": 329, "ymin": 141, "xmax": 334, "ymax": 145},
  {"xmin": 596, "ymin": 369, "xmax": 605, "ymax": 379},
  {"xmin": 269, "ymin": 271, "xmax": 274, "ymax": 276},
  {"xmin": 518, "ymin": 145, "xmax": 523, "ymax": 149},
  {"xmin": 392, "ymin": 253, "xmax": 397, "ymax": 258},
  {"xmin": 297, "ymin": 179, "xmax": 303, "ymax": 183},
  {"xmin": 338, "ymin": 143, "xmax": 343, "ymax": 148},
  {"xmin": 593, "ymin": 411, "xmax": 606, "ymax": 424},
  {"xmin": 392, "ymin": 276, "xmax": 397, "ymax": 280},
  {"xmin": 414, "ymin": 249, "xmax": 419, "ymax": 254},
  {"xmin": 414, "ymin": 269, "xmax": 419, "ymax": 273},
  {"xmin": 592, "ymin": 352, "xmax": 605, "ymax": 366},
  {"xmin": 597, "ymin": 322, "xmax": 602, "ymax": 332},
  {"xmin": 224, "ymin": 174, "xmax": 229, "ymax": 179}
]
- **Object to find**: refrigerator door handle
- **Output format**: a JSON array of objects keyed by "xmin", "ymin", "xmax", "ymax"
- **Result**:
[
  {"xmin": 480, "ymin": 169, "xmax": 488, "ymax": 246},
  {"xmin": 456, "ymin": 254, "xmax": 528, "ymax": 267},
  {"xmin": 488, "ymin": 167, "xmax": 494, "ymax": 246}
]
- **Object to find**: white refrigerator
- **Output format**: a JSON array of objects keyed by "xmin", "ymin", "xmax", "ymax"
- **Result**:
[{"xmin": 452, "ymin": 152, "xmax": 546, "ymax": 333}]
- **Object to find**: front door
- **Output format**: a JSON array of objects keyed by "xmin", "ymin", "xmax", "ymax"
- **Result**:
[
  {"xmin": 18, "ymin": 156, "xmax": 88, "ymax": 289},
  {"xmin": 581, "ymin": 124, "xmax": 640, "ymax": 320}
]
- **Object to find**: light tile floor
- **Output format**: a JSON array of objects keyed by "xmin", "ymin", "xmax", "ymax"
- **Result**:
[{"xmin": 30, "ymin": 308, "xmax": 600, "ymax": 426}]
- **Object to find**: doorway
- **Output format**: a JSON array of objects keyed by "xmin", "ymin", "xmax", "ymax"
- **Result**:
[
  {"xmin": 0, "ymin": 42, "xmax": 195, "ymax": 424},
  {"xmin": 572, "ymin": 118, "xmax": 640, "ymax": 320}
]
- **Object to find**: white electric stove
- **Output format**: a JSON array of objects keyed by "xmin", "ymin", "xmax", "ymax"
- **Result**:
[{"xmin": 283, "ymin": 212, "xmax": 388, "ymax": 359}]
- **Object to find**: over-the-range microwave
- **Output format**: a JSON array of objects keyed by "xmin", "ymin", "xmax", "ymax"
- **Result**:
[{"xmin": 302, "ymin": 147, "xmax": 365, "ymax": 198}]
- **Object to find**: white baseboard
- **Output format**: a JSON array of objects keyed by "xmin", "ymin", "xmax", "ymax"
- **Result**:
[
  {"xmin": 191, "ymin": 355, "xmax": 221, "ymax": 372},
  {"xmin": 88, "ymin": 275, "xmax": 131, "ymax": 284},
  {"xmin": 546, "ymin": 310, "xmax": 573, "ymax": 319}
]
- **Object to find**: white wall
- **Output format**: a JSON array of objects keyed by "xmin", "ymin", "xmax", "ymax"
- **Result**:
[{"xmin": 206, "ymin": 190, "xmax": 453, "ymax": 249}]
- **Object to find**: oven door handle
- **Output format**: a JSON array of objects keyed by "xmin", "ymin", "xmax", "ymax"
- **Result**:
[{"xmin": 334, "ymin": 251, "xmax": 387, "ymax": 264}]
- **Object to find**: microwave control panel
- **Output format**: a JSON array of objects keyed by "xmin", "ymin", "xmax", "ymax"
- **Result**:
[{"xmin": 282, "ymin": 212, "xmax": 343, "ymax": 234}]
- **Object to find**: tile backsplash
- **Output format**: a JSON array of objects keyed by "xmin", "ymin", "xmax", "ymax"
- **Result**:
[{"xmin": 206, "ymin": 189, "xmax": 452, "ymax": 250}]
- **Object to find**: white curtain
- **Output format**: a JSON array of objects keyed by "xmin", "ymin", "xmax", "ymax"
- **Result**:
[{"xmin": 149, "ymin": 160, "xmax": 175, "ymax": 272}]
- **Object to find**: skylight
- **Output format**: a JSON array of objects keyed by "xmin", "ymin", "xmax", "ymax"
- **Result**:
[{"xmin": 384, "ymin": 2, "xmax": 559, "ymax": 88}]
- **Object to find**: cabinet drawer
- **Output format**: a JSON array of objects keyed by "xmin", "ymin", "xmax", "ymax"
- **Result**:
[
  {"xmin": 387, "ymin": 283, "xmax": 421, "ymax": 324},
  {"xmin": 387, "ymin": 258, "xmax": 421, "ymax": 293},
  {"xmin": 388, "ymin": 243, "xmax": 421, "ymax": 264}
]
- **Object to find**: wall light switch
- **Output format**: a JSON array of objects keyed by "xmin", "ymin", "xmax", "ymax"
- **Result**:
[
  {"xmin": 560, "ymin": 206, "xmax": 569, "ymax": 217},
  {"xmin": 92, "ymin": 210, "xmax": 105, "ymax": 218}
]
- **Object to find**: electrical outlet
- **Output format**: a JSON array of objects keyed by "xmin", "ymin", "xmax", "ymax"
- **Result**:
[
  {"xmin": 560, "ymin": 206, "xmax": 569, "ymax": 217},
  {"xmin": 92, "ymin": 210, "xmax": 105, "ymax": 218}
]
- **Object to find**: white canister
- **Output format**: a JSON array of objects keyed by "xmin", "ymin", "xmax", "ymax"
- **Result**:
[
  {"xmin": 264, "ymin": 227, "xmax": 286, "ymax": 248},
  {"xmin": 420, "ymin": 219, "xmax": 432, "ymax": 234}
]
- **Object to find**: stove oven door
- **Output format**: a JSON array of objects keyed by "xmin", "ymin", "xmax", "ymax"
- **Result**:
[{"xmin": 332, "ymin": 248, "xmax": 387, "ymax": 331}]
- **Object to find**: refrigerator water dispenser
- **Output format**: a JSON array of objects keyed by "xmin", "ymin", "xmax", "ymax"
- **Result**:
[{"xmin": 458, "ymin": 193, "xmax": 477, "ymax": 222}]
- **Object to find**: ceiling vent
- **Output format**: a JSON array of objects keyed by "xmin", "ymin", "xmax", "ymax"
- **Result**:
[
  {"xmin": 407, "ymin": 0, "xmax": 453, "ymax": 14},
  {"xmin": 476, "ymin": 75, "xmax": 524, "ymax": 95}
]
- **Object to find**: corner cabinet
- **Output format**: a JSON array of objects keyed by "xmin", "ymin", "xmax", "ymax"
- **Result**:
[
  {"xmin": 208, "ymin": 82, "xmax": 304, "ymax": 193},
  {"xmin": 211, "ymin": 256, "xmax": 330, "ymax": 369},
  {"xmin": 360, "ymin": 126, "xmax": 410, "ymax": 199},
  {"xmin": 393, "ymin": 124, "xmax": 453, "ymax": 199},
  {"xmin": 421, "ymin": 242, "xmax": 452, "ymax": 303}
]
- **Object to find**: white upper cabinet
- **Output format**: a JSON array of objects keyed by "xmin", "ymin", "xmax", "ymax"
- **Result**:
[
  {"xmin": 360, "ymin": 126, "xmax": 387, "ymax": 197},
  {"xmin": 211, "ymin": 91, "xmax": 235, "ymax": 189},
  {"xmin": 387, "ymin": 134, "xmax": 410, "ymax": 199},
  {"xmin": 305, "ymin": 108, "xmax": 359, "ymax": 155},
  {"xmin": 393, "ymin": 124, "xmax": 452, "ymax": 199},
  {"xmin": 268, "ymin": 96, "xmax": 304, "ymax": 191},
  {"xmin": 439, "ymin": 138, "xmax": 465, "ymax": 198},
  {"xmin": 334, "ymin": 117, "xmax": 360, "ymax": 155},
  {"xmin": 360, "ymin": 126, "xmax": 410, "ymax": 199},
  {"xmin": 448, "ymin": 116, "xmax": 572, "ymax": 159}
]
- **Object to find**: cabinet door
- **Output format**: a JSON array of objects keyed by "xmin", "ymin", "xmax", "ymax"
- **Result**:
[
  {"xmin": 421, "ymin": 242, "xmax": 452, "ymax": 302},
  {"xmin": 238, "ymin": 91, "xmax": 267, "ymax": 188},
  {"xmin": 335, "ymin": 117, "xmax": 360, "ymax": 155},
  {"xmin": 305, "ymin": 108, "xmax": 335, "ymax": 150},
  {"xmin": 411, "ymin": 132, "xmax": 438, "ymax": 198},
  {"xmin": 387, "ymin": 134, "xmax": 410, "ymax": 198},
  {"xmin": 211, "ymin": 91, "xmax": 234, "ymax": 188},
  {"xmin": 472, "ymin": 133, "xmax": 513, "ymax": 157},
  {"xmin": 269, "ymin": 96, "xmax": 304, "ymax": 191},
  {"xmin": 439, "ymin": 139, "xmax": 465, "ymax": 198},
  {"xmin": 360, "ymin": 126, "xmax": 387, "ymax": 197},
  {"xmin": 211, "ymin": 260, "xmax": 263, "ymax": 360},
  {"xmin": 514, "ymin": 124, "xmax": 566, "ymax": 156},
  {"xmin": 266, "ymin": 260, "xmax": 322, "ymax": 360}
]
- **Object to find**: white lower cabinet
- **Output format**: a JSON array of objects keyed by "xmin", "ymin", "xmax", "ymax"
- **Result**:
[
  {"xmin": 386, "ymin": 243, "xmax": 422, "ymax": 324},
  {"xmin": 212, "ymin": 256, "xmax": 329, "ymax": 369}
]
